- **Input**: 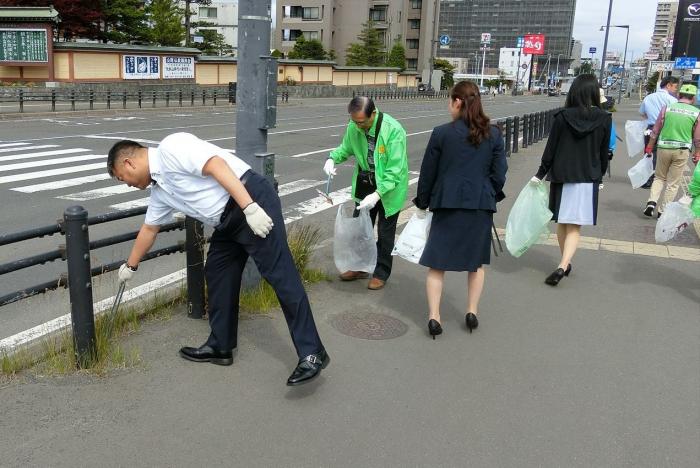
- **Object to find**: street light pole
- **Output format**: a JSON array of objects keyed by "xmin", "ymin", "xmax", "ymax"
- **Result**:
[
  {"xmin": 599, "ymin": 0, "xmax": 614, "ymax": 85},
  {"xmin": 617, "ymin": 26, "xmax": 629, "ymax": 104},
  {"xmin": 427, "ymin": 0, "xmax": 440, "ymax": 91},
  {"xmin": 480, "ymin": 46, "xmax": 487, "ymax": 87},
  {"xmin": 555, "ymin": 53, "xmax": 562, "ymax": 88}
]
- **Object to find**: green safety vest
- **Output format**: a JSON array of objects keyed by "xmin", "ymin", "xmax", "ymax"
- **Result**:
[{"xmin": 658, "ymin": 102, "xmax": 700, "ymax": 149}]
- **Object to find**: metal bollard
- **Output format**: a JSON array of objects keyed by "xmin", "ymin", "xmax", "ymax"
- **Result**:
[
  {"xmin": 107, "ymin": 90, "xmax": 111, "ymax": 109},
  {"xmin": 521, "ymin": 114, "xmax": 528, "ymax": 148},
  {"xmin": 166, "ymin": 90, "xmax": 170, "ymax": 107},
  {"xmin": 202, "ymin": 90, "xmax": 206, "ymax": 106},
  {"xmin": 185, "ymin": 217, "xmax": 206, "ymax": 319},
  {"xmin": 505, "ymin": 117, "xmax": 513, "ymax": 157},
  {"xmin": 70, "ymin": 90, "xmax": 75, "ymax": 111},
  {"xmin": 533, "ymin": 113, "xmax": 539, "ymax": 142},
  {"xmin": 122, "ymin": 91, "xmax": 127, "ymax": 109},
  {"xmin": 512, "ymin": 115, "xmax": 520, "ymax": 153},
  {"xmin": 64, "ymin": 206, "xmax": 96, "ymax": 368},
  {"xmin": 179, "ymin": 89, "xmax": 183, "ymax": 107},
  {"xmin": 191, "ymin": 90, "xmax": 195, "ymax": 106},
  {"xmin": 51, "ymin": 89, "xmax": 56, "ymax": 112},
  {"xmin": 89, "ymin": 90, "xmax": 94, "ymax": 110},
  {"xmin": 152, "ymin": 91, "xmax": 156, "ymax": 108},
  {"xmin": 138, "ymin": 90, "xmax": 142, "ymax": 108},
  {"xmin": 213, "ymin": 89, "xmax": 217, "ymax": 105},
  {"xmin": 19, "ymin": 89, "xmax": 24, "ymax": 113},
  {"xmin": 529, "ymin": 113, "xmax": 535, "ymax": 145}
]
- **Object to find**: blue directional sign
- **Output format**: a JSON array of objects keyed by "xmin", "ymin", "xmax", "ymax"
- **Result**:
[
  {"xmin": 589, "ymin": 47, "xmax": 597, "ymax": 54},
  {"xmin": 674, "ymin": 56, "xmax": 697, "ymax": 69},
  {"xmin": 439, "ymin": 35, "xmax": 451, "ymax": 46},
  {"xmin": 516, "ymin": 36, "xmax": 524, "ymax": 48}
]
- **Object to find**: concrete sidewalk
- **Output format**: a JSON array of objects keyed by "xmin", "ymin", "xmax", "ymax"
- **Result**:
[{"xmin": 1, "ymin": 101, "xmax": 699, "ymax": 467}]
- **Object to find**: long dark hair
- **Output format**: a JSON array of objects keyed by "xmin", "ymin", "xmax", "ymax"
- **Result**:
[
  {"xmin": 451, "ymin": 80, "xmax": 490, "ymax": 146},
  {"xmin": 565, "ymin": 74, "xmax": 601, "ymax": 111}
]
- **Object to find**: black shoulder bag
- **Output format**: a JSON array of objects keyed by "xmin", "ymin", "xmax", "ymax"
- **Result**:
[{"xmin": 355, "ymin": 112, "xmax": 383, "ymax": 199}]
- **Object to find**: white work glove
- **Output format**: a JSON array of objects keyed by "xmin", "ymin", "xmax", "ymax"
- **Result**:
[
  {"xmin": 416, "ymin": 209, "xmax": 428, "ymax": 219},
  {"xmin": 323, "ymin": 158, "xmax": 336, "ymax": 177},
  {"xmin": 358, "ymin": 192, "xmax": 381, "ymax": 211},
  {"xmin": 599, "ymin": 183, "xmax": 604, "ymax": 191},
  {"xmin": 529, "ymin": 176, "xmax": 543, "ymax": 185},
  {"xmin": 118, "ymin": 263, "xmax": 136, "ymax": 285},
  {"xmin": 243, "ymin": 202, "xmax": 273, "ymax": 238}
]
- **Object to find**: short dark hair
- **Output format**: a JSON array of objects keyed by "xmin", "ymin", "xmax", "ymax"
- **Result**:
[
  {"xmin": 347, "ymin": 96, "xmax": 375, "ymax": 117},
  {"xmin": 565, "ymin": 74, "xmax": 601, "ymax": 110},
  {"xmin": 107, "ymin": 140, "xmax": 145, "ymax": 177},
  {"xmin": 660, "ymin": 76, "xmax": 680, "ymax": 89}
]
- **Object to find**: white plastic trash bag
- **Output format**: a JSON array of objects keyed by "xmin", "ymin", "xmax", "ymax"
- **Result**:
[
  {"xmin": 333, "ymin": 204, "xmax": 377, "ymax": 273},
  {"xmin": 655, "ymin": 202, "xmax": 694, "ymax": 242},
  {"xmin": 628, "ymin": 156, "xmax": 654, "ymax": 188},
  {"xmin": 505, "ymin": 183, "xmax": 552, "ymax": 258},
  {"xmin": 391, "ymin": 212, "xmax": 433, "ymax": 264},
  {"xmin": 624, "ymin": 120, "xmax": 647, "ymax": 158}
]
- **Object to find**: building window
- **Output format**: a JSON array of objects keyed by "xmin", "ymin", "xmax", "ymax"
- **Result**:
[
  {"xmin": 407, "ymin": 39, "xmax": 419, "ymax": 49},
  {"xmin": 369, "ymin": 7, "xmax": 387, "ymax": 22},
  {"xmin": 409, "ymin": 19, "xmax": 420, "ymax": 29},
  {"xmin": 303, "ymin": 7, "xmax": 320, "ymax": 20},
  {"xmin": 304, "ymin": 30, "xmax": 319, "ymax": 40},
  {"xmin": 284, "ymin": 6, "xmax": 302, "ymax": 18},
  {"xmin": 282, "ymin": 29, "xmax": 303, "ymax": 41},
  {"xmin": 411, "ymin": 0, "xmax": 422, "ymax": 9},
  {"xmin": 199, "ymin": 7, "xmax": 217, "ymax": 19},
  {"xmin": 407, "ymin": 58, "xmax": 418, "ymax": 69}
]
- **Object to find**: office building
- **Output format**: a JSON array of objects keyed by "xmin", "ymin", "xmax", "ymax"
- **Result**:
[
  {"xmin": 436, "ymin": 0, "xmax": 576, "ymax": 78},
  {"xmin": 274, "ymin": 0, "xmax": 438, "ymax": 72},
  {"xmin": 649, "ymin": 0, "xmax": 678, "ymax": 60}
]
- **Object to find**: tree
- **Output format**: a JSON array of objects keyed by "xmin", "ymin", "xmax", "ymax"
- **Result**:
[
  {"xmin": 574, "ymin": 60, "xmax": 594, "ymax": 76},
  {"xmin": 386, "ymin": 39, "xmax": 406, "ymax": 71},
  {"xmin": 433, "ymin": 58, "xmax": 456, "ymax": 90},
  {"xmin": 0, "ymin": 0, "xmax": 102, "ymax": 40},
  {"xmin": 345, "ymin": 20, "xmax": 385, "ymax": 66},
  {"xmin": 645, "ymin": 71, "xmax": 660, "ymax": 94},
  {"xmin": 194, "ymin": 27, "xmax": 232, "ymax": 55},
  {"xmin": 270, "ymin": 49, "xmax": 284, "ymax": 59},
  {"xmin": 287, "ymin": 35, "xmax": 328, "ymax": 60},
  {"xmin": 183, "ymin": 0, "xmax": 211, "ymax": 46},
  {"xmin": 147, "ymin": 0, "xmax": 186, "ymax": 46},
  {"xmin": 100, "ymin": 0, "xmax": 148, "ymax": 44}
]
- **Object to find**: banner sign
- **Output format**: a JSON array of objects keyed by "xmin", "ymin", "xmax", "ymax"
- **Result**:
[
  {"xmin": 481, "ymin": 33, "xmax": 491, "ymax": 44},
  {"xmin": 672, "ymin": 1, "xmax": 700, "ymax": 58},
  {"xmin": 523, "ymin": 34, "xmax": 545, "ymax": 55},
  {"xmin": 123, "ymin": 55, "xmax": 160, "ymax": 79},
  {"xmin": 0, "ymin": 29, "xmax": 48, "ymax": 62},
  {"xmin": 674, "ymin": 56, "xmax": 697, "ymax": 69},
  {"xmin": 163, "ymin": 56, "xmax": 194, "ymax": 79}
]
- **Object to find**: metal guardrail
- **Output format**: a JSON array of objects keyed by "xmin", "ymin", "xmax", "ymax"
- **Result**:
[
  {"xmin": 353, "ymin": 88, "xmax": 451, "ymax": 101},
  {"xmin": 0, "ymin": 205, "xmax": 206, "ymax": 367}
]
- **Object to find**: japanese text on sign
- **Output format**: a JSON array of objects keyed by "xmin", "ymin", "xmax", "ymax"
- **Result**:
[
  {"xmin": 0, "ymin": 29, "xmax": 48, "ymax": 62},
  {"xmin": 523, "ymin": 34, "xmax": 546, "ymax": 55},
  {"xmin": 123, "ymin": 55, "xmax": 160, "ymax": 79},
  {"xmin": 163, "ymin": 56, "xmax": 194, "ymax": 79}
]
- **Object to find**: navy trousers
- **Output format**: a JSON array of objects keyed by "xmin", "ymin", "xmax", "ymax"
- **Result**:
[{"xmin": 204, "ymin": 172, "xmax": 324, "ymax": 358}]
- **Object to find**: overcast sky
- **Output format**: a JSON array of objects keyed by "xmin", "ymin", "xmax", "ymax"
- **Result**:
[{"xmin": 572, "ymin": 0, "xmax": 658, "ymax": 62}]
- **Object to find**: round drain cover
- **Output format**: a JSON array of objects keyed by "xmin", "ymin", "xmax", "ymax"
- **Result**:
[{"xmin": 330, "ymin": 311, "xmax": 408, "ymax": 340}]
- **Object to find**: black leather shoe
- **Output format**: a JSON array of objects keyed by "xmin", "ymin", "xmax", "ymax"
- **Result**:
[
  {"xmin": 286, "ymin": 349, "xmax": 330, "ymax": 386},
  {"xmin": 465, "ymin": 313, "xmax": 479, "ymax": 333},
  {"xmin": 564, "ymin": 264, "xmax": 572, "ymax": 276},
  {"xmin": 545, "ymin": 268, "xmax": 566, "ymax": 286},
  {"xmin": 428, "ymin": 319, "xmax": 443, "ymax": 340},
  {"xmin": 179, "ymin": 344, "xmax": 233, "ymax": 366}
]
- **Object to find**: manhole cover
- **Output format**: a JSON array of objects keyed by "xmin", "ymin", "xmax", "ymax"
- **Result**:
[{"xmin": 330, "ymin": 311, "xmax": 408, "ymax": 340}]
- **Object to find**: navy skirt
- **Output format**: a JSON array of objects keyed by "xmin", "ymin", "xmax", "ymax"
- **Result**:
[{"xmin": 419, "ymin": 208, "xmax": 492, "ymax": 272}]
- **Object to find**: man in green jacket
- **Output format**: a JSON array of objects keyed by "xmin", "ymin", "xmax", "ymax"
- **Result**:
[{"xmin": 324, "ymin": 96, "xmax": 409, "ymax": 290}]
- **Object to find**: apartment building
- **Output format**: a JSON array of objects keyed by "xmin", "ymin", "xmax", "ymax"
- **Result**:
[
  {"xmin": 183, "ymin": 0, "xmax": 238, "ymax": 53},
  {"xmin": 275, "ymin": 0, "xmax": 438, "ymax": 72},
  {"xmin": 649, "ymin": 0, "xmax": 678, "ymax": 60}
]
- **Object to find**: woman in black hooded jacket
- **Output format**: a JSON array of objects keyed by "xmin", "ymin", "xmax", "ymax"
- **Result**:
[{"xmin": 530, "ymin": 74, "xmax": 611, "ymax": 286}]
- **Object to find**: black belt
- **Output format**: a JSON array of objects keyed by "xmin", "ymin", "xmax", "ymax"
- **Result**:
[{"xmin": 219, "ymin": 170, "xmax": 253, "ymax": 224}]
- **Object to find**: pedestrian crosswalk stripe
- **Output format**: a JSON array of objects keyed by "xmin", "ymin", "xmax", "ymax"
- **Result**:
[
  {"xmin": 10, "ymin": 173, "xmax": 113, "ymax": 193},
  {"xmin": 110, "ymin": 197, "xmax": 150, "ymax": 210},
  {"xmin": 0, "ymin": 144, "xmax": 58, "ymax": 154},
  {"xmin": 0, "ymin": 142, "xmax": 31, "ymax": 148},
  {"xmin": 59, "ymin": 183, "xmax": 137, "ymax": 201},
  {"xmin": 0, "ymin": 148, "xmax": 90, "ymax": 163},
  {"xmin": 0, "ymin": 154, "xmax": 105, "ymax": 172},
  {"xmin": 0, "ymin": 163, "xmax": 105, "ymax": 184}
]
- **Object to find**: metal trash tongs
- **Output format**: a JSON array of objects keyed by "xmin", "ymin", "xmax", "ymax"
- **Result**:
[
  {"xmin": 105, "ymin": 282, "xmax": 126, "ymax": 338},
  {"xmin": 316, "ymin": 173, "xmax": 334, "ymax": 205}
]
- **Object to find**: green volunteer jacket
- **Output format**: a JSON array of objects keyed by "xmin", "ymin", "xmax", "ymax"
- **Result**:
[
  {"xmin": 329, "ymin": 110, "xmax": 409, "ymax": 217},
  {"xmin": 688, "ymin": 162, "xmax": 700, "ymax": 218}
]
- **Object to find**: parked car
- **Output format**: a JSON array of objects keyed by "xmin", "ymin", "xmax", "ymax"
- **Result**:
[
  {"xmin": 547, "ymin": 88, "xmax": 559, "ymax": 97},
  {"xmin": 478, "ymin": 86, "xmax": 488, "ymax": 94}
]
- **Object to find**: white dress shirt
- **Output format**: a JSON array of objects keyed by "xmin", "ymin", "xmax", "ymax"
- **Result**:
[{"xmin": 144, "ymin": 132, "xmax": 251, "ymax": 227}]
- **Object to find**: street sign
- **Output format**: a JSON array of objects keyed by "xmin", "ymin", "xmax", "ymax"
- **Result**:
[
  {"xmin": 674, "ymin": 56, "xmax": 697, "ymax": 69},
  {"xmin": 516, "ymin": 36, "xmax": 524, "ymax": 48},
  {"xmin": 439, "ymin": 35, "xmax": 451, "ymax": 46},
  {"xmin": 589, "ymin": 47, "xmax": 597, "ymax": 54},
  {"xmin": 481, "ymin": 33, "xmax": 491, "ymax": 44}
]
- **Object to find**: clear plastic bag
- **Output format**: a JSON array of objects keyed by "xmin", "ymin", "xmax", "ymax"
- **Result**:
[
  {"xmin": 628, "ymin": 156, "xmax": 654, "ymax": 188},
  {"xmin": 624, "ymin": 120, "xmax": 647, "ymax": 158},
  {"xmin": 505, "ymin": 183, "xmax": 553, "ymax": 258},
  {"xmin": 333, "ymin": 204, "xmax": 377, "ymax": 273},
  {"xmin": 391, "ymin": 212, "xmax": 433, "ymax": 264},
  {"xmin": 654, "ymin": 202, "xmax": 694, "ymax": 243}
]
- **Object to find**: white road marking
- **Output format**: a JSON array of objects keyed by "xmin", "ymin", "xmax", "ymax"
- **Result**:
[
  {"xmin": 83, "ymin": 135, "xmax": 159, "ymax": 144},
  {"xmin": 289, "ymin": 148, "xmax": 336, "ymax": 158},
  {"xmin": 0, "ymin": 144, "xmax": 58, "ymax": 154},
  {"xmin": 109, "ymin": 197, "xmax": 150, "ymax": 210},
  {"xmin": 0, "ymin": 163, "xmax": 105, "ymax": 184},
  {"xmin": 58, "ymin": 183, "xmax": 137, "ymax": 201},
  {"xmin": 0, "ymin": 154, "xmax": 105, "ymax": 172},
  {"xmin": 0, "ymin": 148, "xmax": 91, "ymax": 163},
  {"xmin": 0, "ymin": 142, "xmax": 31, "ymax": 148},
  {"xmin": 11, "ymin": 173, "xmax": 112, "ymax": 193}
]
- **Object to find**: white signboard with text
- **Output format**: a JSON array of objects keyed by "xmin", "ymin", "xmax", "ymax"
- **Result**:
[
  {"xmin": 123, "ymin": 55, "xmax": 160, "ymax": 79},
  {"xmin": 163, "ymin": 56, "xmax": 194, "ymax": 79}
]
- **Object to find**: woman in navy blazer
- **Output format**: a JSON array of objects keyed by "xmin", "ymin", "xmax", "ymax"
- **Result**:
[{"xmin": 414, "ymin": 80, "xmax": 507, "ymax": 339}]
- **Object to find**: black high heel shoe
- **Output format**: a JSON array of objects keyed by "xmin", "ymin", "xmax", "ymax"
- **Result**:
[
  {"xmin": 465, "ymin": 313, "xmax": 479, "ymax": 333},
  {"xmin": 428, "ymin": 319, "xmax": 442, "ymax": 340},
  {"xmin": 545, "ymin": 268, "xmax": 566, "ymax": 286}
]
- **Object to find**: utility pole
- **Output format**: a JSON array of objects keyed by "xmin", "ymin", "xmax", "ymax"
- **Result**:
[
  {"xmin": 427, "ymin": 0, "xmax": 440, "ymax": 91},
  {"xmin": 617, "ymin": 26, "xmax": 629, "ymax": 104},
  {"xmin": 599, "ymin": 0, "xmax": 614, "ymax": 86},
  {"xmin": 480, "ymin": 46, "xmax": 486, "ymax": 87}
]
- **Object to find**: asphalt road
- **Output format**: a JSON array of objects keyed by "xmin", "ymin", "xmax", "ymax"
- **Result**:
[{"xmin": 0, "ymin": 95, "xmax": 563, "ymax": 341}]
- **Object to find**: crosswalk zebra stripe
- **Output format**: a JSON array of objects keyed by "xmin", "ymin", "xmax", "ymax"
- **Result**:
[
  {"xmin": 0, "ymin": 154, "xmax": 105, "ymax": 172},
  {"xmin": 0, "ymin": 148, "xmax": 90, "ymax": 163},
  {"xmin": 10, "ymin": 173, "xmax": 113, "ymax": 193},
  {"xmin": 109, "ymin": 197, "xmax": 150, "ymax": 210},
  {"xmin": 0, "ymin": 142, "xmax": 31, "ymax": 148},
  {"xmin": 59, "ymin": 184, "xmax": 138, "ymax": 201},
  {"xmin": 0, "ymin": 163, "xmax": 105, "ymax": 184},
  {"xmin": 0, "ymin": 144, "xmax": 58, "ymax": 154}
]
